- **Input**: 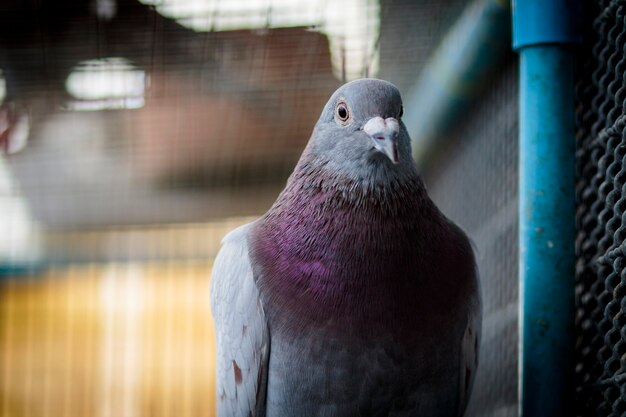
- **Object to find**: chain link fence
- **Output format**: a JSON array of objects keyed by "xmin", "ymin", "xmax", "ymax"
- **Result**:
[{"xmin": 576, "ymin": 0, "xmax": 626, "ymax": 415}]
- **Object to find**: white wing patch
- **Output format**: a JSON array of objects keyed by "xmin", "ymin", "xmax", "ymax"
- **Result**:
[{"xmin": 211, "ymin": 223, "xmax": 269, "ymax": 417}]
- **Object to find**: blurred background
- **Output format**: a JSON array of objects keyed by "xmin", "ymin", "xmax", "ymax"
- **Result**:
[{"xmin": 0, "ymin": 0, "xmax": 522, "ymax": 416}]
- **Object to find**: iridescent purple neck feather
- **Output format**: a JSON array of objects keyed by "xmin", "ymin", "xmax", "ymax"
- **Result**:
[{"xmin": 250, "ymin": 151, "xmax": 454, "ymax": 332}]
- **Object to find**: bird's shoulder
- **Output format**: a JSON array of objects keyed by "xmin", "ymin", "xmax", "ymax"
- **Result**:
[
  {"xmin": 210, "ymin": 221, "xmax": 256, "ymax": 316},
  {"xmin": 221, "ymin": 221, "xmax": 255, "ymax": 245}
]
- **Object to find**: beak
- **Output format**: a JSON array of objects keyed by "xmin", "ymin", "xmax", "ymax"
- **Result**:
[{"xmin": 363, "ymin": 117, "xmax": 400, "ymax": 164}]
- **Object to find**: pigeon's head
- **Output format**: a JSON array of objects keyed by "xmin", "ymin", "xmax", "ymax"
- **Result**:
[{"xmin": 305, "ymin": 78, "xmax": 414, "ymax": 180}]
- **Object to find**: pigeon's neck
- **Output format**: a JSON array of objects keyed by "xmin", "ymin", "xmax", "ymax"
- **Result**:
[
  {"xmin": 251, "ymin": 161, "xmax": 443, "ymax": 326},
  {"xmin": 280, "ymin": 155, "xmax": 430, "ymax": 209}
]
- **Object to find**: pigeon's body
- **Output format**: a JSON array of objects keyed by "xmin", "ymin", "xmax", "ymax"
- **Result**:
[{"xmin": 211, "ymin": 79, "xmax": 481, "ymax": 417}]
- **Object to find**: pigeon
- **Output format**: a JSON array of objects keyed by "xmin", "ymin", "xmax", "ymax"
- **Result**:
[{"xmin": 210, "ymin": 78, "xmax": 481, "ymax": 417}]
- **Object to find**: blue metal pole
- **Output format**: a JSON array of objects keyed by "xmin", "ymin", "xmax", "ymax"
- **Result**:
[
  {"xmin": 513, "ymin": 1, "xmax": 581, "ymax": 416},
  {"xmin": 518, "ymin": 47, "xmax": 575, "ymax": 417}
]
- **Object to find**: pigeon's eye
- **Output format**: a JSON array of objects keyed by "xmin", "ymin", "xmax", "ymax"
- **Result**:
[
  {"xmin": 399, "ymin": 106, "xmax": 404, "ymax": 118},
  {"xmin": 335, "ymin": 102, "xmax": 350, "ymax": 124}
]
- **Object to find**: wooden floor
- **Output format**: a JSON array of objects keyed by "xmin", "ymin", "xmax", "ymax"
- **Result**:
[{"xmin": 0, "ymin": 263, "xmax": 217, "ymax": 417}]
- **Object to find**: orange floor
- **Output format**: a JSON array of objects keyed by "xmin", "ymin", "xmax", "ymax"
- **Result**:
[{"xmin": 1, "ymin": 263, "xmax": 217, "ymax": 417}]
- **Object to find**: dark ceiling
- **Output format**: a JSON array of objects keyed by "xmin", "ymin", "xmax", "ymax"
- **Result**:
[{"xmin": 0, "ymin": 0, "xmax": 467, "ymax": 230}]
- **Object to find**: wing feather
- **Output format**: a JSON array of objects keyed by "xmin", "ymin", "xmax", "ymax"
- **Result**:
[
  {"xmin": 458, "ymin": 299, "xmax": 481, "ymax": 417},
  {"xmin": 211, "ymin": 223, "xmax": 269, "ymax": 417}
]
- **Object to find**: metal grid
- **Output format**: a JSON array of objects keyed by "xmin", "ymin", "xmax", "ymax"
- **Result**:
[
  {"xmin": 575, "ymin": 0, "xmax": 626, "ymax": 415},
  {"xmin": 0, "ymin": 1, "xmax": 532, "ymax": 416}
]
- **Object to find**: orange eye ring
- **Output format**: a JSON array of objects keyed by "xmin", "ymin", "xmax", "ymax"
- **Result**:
[{"xmin": 335, "ymin": 101, "xmax": 351, "ymax": 125}]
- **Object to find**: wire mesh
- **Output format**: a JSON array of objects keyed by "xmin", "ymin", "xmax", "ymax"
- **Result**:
[
  {"xmin": 0, "ymin": 1, "xmax": 380, "ymax": 416},
  {"xmin": 0, "ymin": 1, "xmax": 542, "ymax": 416},
  {"xmin": 575, "ymin": 0, "xmax": 626, "ymax": 415}
]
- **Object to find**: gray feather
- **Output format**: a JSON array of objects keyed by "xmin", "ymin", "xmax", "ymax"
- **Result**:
[
  {"xmin": 211, "ymin": 222, "xmax": 269, "ymax": 417},
  {"xmin": 211, "ymin": 78, "xmax": 481, "ymax": 417}
]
